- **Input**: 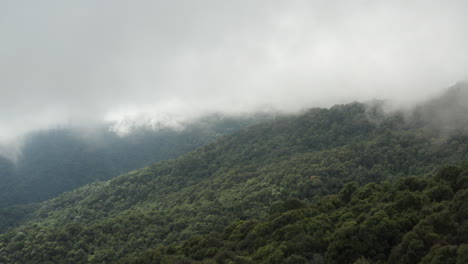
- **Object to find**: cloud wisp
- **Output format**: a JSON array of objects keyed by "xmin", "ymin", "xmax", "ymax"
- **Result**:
[{"xmin": 1, "ymin": 0, "xmax": 467, "ymax": 142}]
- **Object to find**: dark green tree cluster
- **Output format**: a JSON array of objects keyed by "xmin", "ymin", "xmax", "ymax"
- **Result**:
[
  {"xmin": 128, "ymin": 163, "xmax": 468, "ymax": 264},
  {"xmin": 0, "ymin": 100, "xmax": 467, "ymax": 263}
]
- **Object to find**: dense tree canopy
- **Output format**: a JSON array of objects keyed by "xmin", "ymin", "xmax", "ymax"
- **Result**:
[
  {"xmin": 0, "ymin": 93, "xmax": 467, "ymax": 263},
  {"xmin": 126, "ymin": 163, "xmax": 468, "ymax": 263}
]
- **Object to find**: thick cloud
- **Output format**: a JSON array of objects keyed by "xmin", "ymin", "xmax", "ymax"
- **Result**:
[{"xmin": 1, "ymin": 0, "xmax": 467, "ymax": 142}]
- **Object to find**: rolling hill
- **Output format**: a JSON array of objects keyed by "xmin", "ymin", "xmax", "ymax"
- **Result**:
[
  {"xmin": 0, "ymin": 86, "xmax": 467, "ymax": 263},
  {"xmin": 0, "ymin": 113, "xmax": 269, "ymax": 208}
]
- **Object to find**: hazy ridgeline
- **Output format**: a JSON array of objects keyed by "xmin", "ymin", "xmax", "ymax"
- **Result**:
[
  {"xmin": 0, "ymin": 86, "xmax": 466, "ymax": 263},
  {"xmin": 1, "ymin": 1, "xmax": 467, "ymax": 263},
  {"xmin": 0, "ymin": 114, "xmax": 271, "ymax": 207}
]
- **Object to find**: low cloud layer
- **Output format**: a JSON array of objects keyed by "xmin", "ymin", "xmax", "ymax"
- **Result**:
[{"xmin": 1, "ymin": 0, "xmax": 467, "ymax": 142}]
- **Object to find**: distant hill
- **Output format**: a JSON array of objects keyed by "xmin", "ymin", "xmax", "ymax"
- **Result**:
[
  {"xmin": 0, "ymin": 86, "xmax": 467, "ymax": 263},
  {"xmin": 0, "ymin": 157, "xmax": 14, "ymax": 189},
  {"xmin": 0, "ymin": 113, "xmax": 270, "ymax": 207}
]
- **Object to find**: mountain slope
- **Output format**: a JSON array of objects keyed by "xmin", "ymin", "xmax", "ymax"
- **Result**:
[
  {"xmin": 129, "ymin": 163, "xmax": 468, "ymax": 264},
  {"xmin": 0, "ymin": 114, "xmax": 268, "ymax": 207},
  {"xmin": 0, "ymin": 87, "xmax": 467, "ymax": 263}
]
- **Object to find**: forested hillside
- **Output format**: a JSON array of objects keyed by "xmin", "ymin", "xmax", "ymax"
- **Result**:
[
  {"xmin": 0, "ymin": 86, "xmax": 467, "ymax": 263},
  {"xmin": 129, "ymin": 163, "xmax": 468, "ymax": 264},
  {"xmin": 0, "ymin": 114, "xmax": 268, "ymax": 208},
  {"xmin": 2, "ymin": 0, "xmax": 467, "ymax": 262}
]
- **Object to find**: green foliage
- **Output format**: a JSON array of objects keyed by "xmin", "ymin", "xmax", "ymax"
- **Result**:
[
  {"xmin": 0, "ymin": 101, "xmax": 467, "ymax": 263},
  {"xmin": 139, "ymin": 164, "xmax": 466, "ymax": 264}
]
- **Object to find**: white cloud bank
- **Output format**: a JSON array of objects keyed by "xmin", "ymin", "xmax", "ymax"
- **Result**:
[{"xmin": 1, "ymin": 0, "xmax": 467, "ymax": 142}]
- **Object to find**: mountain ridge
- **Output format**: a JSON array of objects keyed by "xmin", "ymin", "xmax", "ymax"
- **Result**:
[
  {"xmin": 0, "ymin": 86, "xmax": 467, "ymax": 263},
  {"xmin": 0, "ymin": 113, "xmax": 270, "ymax": 208}
]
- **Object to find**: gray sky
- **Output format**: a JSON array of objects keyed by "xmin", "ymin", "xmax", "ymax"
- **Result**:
[{"xmin": 1, "ymin": 0, "xmax": 467, "ymax": 142}]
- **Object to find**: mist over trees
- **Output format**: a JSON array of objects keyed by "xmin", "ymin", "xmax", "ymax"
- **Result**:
[
  {"xmin": 1, "ymin": 1, "xmax": 467, "ymax": 141},
  {"xmin": 1, "ymin": 1, "xmax": 467, "ymax": 263},
  {"xmin": 411, "ymin": 82, "xmax": 468, "ymax": 133},
  {"xmin": 0, "ymin": 87, "xmax": 467, "ymax": 263},
  {"xmin": 0, "ymin": 114, "xmax": 270, "ymax": 207}
]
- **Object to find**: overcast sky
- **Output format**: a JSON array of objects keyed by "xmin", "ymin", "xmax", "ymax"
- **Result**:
[{"xmin": 1, "ymin": 0, "xmax": 467, "ymax": 143}]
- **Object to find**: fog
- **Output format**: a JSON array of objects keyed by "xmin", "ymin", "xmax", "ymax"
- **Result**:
[{"xmin": 1, "ymin": 0, "xmax": 467, "ymax": 145}]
